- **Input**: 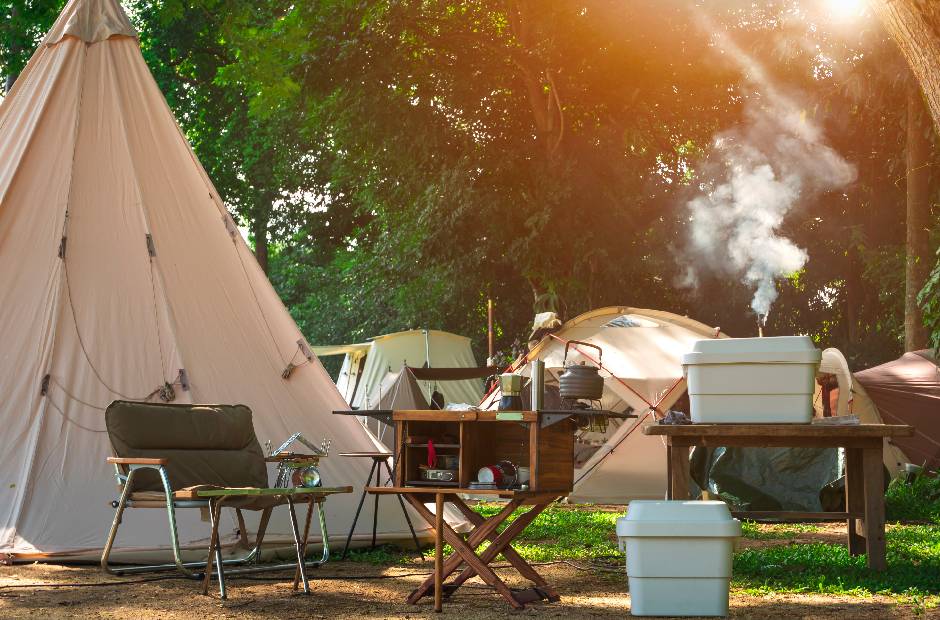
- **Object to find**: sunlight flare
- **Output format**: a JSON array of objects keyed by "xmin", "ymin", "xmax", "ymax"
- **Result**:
[{"xmin": 827, "ymin": 0, "xmax": 865, "ymax": 20}]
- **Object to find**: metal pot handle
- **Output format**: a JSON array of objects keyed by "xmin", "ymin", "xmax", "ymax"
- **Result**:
[{"xmin": 562, "ymin": 340, "xmax": 603, "ymax": 367}]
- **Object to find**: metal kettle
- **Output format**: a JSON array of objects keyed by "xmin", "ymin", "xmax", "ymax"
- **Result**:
[{"xmin": 558, "ymin": 340, "xmax": 604, "ymax": 401}]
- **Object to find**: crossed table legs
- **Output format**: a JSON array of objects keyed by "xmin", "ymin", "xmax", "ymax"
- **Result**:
[{"xmin": 398, "ymin": 492, "xmax": 561, "ymax": 612}]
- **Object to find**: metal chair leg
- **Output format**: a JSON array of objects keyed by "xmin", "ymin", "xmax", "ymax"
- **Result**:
[
  {"xmin": 342, "ymin": 458, "xmax": 379, "ymax": 559},
  {"xmin": 101, "ymin": 466, "xmax": 199, "ymax": 579},
  {"xmin": 286, "ymin": 496, "xmax": 310, "ymax": 594},
  {"xmin": 383, "ymin": 459, "xmax": 422, "ymax": 554},
  {"xmin": 212, "ymin": 502, "xmax": 227, "ymax": 598},
  {"xmin": 317, "ymin": 499, "xmax": 331, "ymax": 564},
  {"xmin": 100, "ymin": 469, "xmax": 136, "ymax": 575}
]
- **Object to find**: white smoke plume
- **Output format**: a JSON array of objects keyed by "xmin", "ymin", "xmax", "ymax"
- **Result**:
[{"xmin": 680, "ymin": 27, "xmax": 856, "ymax": 323}]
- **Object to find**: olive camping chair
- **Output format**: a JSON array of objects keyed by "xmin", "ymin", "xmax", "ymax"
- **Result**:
[{"xmin": 100, "ymin": 400, "xmax": 351, "ymax": 598}]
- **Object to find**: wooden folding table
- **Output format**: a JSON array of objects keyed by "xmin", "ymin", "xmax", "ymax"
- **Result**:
[
  {"xmin": 644, "ymin": 423, "xmax": 914, "ymax": 570},
  {"xmin": 367, "ymin": 486, "xmax": 562, "ymax": 611},
  {"xmin": 335, "ymin": 408, "xmax": 632, "ymax": 611}
]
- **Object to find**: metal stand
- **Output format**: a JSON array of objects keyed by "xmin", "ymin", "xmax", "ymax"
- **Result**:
[{"xmin": 340, "ymin": 453, "xmax": 422, "ymax": 559}]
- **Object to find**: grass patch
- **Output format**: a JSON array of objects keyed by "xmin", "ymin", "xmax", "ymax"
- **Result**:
[
  {"xmin": 343, "ymin": 503, "xmax": 623, "ymax": 564},
  {"xmin": 344, "ymin": 501, "xmax": 940, "ymax": 608},
  {"xmin": 475, "ymin": 502, "xmax": 621, "ymax": 561},
  {"xmin": 733, "ymin": 525, "xmax": 940, "ymax": 599},
  {"xmin": 886, "ymin": 474, "xmax": 940, "ymax": 524},
  {"xmin": 741, "ymin": 521, "xmax": 821, "ymax": 540}
]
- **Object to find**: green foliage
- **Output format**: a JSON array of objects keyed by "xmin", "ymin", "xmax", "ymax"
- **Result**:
[
  {"xmin": 2, "ymin": 1, "xmax": 936, "ymax": 364},
  {"xmin": 184, "ymin": 1, "xmax": 938, "ymax": 363},
  {"xmin": 887, "ymin": 473, "xmax": 940, "ymax": 524},
  {"xmin": 919, "ymin": 248, "xmax": 940, "ymax": 355},
  {"xmin": 0, "ymin": 0, "xmax": 66, "ymax": 91}
]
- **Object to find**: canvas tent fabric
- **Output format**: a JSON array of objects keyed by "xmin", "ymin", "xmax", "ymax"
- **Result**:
[
  {"xmin": 812, "ymin": 348, "xmax": 910, "ymax": 474},
  {"xmin": 365, "ymin": 368, "xmax": 430, "ymax": 411},
  {"xmin": 854, "ymin": 350, "xmax": 940, "ymax": 470},
  {"xmin": 0, "ymin": 0, "xmax": 424, "ymax": 560},
  {"xmin": 359, "ymin": 368, "xmax": 429, "ymax": 444},
  {"xmin": 319, "ymin": 329, "xmax": 484, "ymax": 409},
  {"xmin": 482, "ymin": 307, "xmax": 724, "ymax": 503}
]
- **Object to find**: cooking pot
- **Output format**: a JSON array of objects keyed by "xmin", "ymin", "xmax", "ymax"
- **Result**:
[{"xmin": 559, "ymin": 340, "xmax": 604, "ymax": 401}]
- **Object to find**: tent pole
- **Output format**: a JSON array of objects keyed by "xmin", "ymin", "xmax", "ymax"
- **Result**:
[
  {"xmin": 424, "ymin": 330, "xmax": 432, "ymax": 398},
  {"xmin": 487, "ymin": 299, "xmax": 494, "ymax": 364}
]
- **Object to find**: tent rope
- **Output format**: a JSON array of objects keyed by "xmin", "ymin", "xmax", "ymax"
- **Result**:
[
  {"xmin": 281, "ymin": 343, "xmax": 310, "ymax": 379},
  {"xmin": 43, "ymin": 387, "xmax": 108, "ymax": 434},
  {"xmin": 47, "ymin": 373, "xmax": 184, "ymax": 414},
  {"xmin": 61, "ymin": 258, "xmax": 176, "ymax": 401},
  {"xmin": 230, "ymin": 232, "xmax": 290, "ymax": 367},
  {"xmin": 148, "ymin": 258, "xmax": 169, "ymax": 380}
]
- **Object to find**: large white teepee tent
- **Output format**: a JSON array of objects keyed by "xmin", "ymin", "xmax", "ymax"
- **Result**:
[
  {"xmin": 0, "ymin": 0, "xmax": 423, "ymax": 560},
  {"xmin": 481, "ymin": 307, "xmax": 724, "ymax": 503}
]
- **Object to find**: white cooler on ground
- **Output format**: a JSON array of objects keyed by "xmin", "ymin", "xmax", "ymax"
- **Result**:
[
  {"xmin": 682, "ymin": 335, "xmax": 822, "ymax": 423},
  {"xmin": 617, "ymin": 500, "xmax": 741, "ymax": 617}
]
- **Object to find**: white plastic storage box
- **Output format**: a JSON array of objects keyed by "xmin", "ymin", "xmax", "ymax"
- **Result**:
[
  {"xmin": 617, "ymin": 501, "xmax": 741, "ymax": 617},
  {"xmin": 682, "ymin": 335, "xmax": 821, "ymax": 423}
]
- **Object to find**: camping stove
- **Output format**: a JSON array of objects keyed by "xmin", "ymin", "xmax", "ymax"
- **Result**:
[{"xmin": 565, "ymin": 400, "xmax": 609, "ymax": 433}]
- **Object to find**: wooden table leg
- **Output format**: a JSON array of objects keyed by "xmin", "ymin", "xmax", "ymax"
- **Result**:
[
  {"xmin": 844, "ymin": 448, "xmax": 865, "ymax": 556},
  {"xmin": 202, "ymin": 498, "xmax": 227, "ymax": 598},
  {"xmin": 434, "ymin": 493, "xmax": 443, "ymax": 613},
  {"xmin": 404, "ymin": 494, "xmax": 524, "ymax": 610},
  {"xmin": 669, "ymin": 442, "xmax": 690, "ymax": 500},
  {"xmin": 862, "ymin": 445, "xmax": 887, "ymax": 570},
  {"xmin": 448, "ymin": 498, "xmax": 558, "ymax": 600},
  {"xmin": 408, "ymin": 500, "xmax": 520, "ymax": 604},
  {"xmin": 666, "ymin": 443, "xmax": 673, "ymax": 499}
]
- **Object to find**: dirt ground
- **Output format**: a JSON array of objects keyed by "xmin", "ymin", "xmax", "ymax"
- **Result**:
[{"xmin": 0, "ymin": 524, "xmax": 936, "ymax": 619}]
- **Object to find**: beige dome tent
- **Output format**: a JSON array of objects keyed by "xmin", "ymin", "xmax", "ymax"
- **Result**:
[
  {"xmin": 482, "ymin": 307, "xmax": 724, "ymax": 503},
  {"xmin": 0, "ymin": 0, "xmax": 424, "ymax": 561},
  {"xmin": 315, "ymin": 329, "xmax": 484, "ymax": 409}
]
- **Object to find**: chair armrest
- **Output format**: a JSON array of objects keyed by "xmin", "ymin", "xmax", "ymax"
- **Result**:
[{"xmin": 107, "ymin": 457, "xmax": 168, "ymax": 465}]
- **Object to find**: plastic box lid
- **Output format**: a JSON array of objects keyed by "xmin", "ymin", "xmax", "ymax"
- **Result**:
[
  {"xmin": 682, "ymin": 335, "xmax": 821, "ymax": 366},
  {"xmin": 616, "ymin": 501, "xmax": 742, "ymax": 538}
]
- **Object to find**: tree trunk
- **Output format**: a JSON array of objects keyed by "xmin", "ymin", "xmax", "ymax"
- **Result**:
[
  {"xmin": 905, "ymin": 82, "xmax": 932, "ymax": 351},
  {"xmin": 871, "ymin": 0, "xmax": 940, "ymax": 133},
  {"xmin": 253, "ymin": 209, "xmax": 269, "ymax": 274},
  {"xmin": 505, "ymin": 0, "xmax": 563, "ymax": 160}
]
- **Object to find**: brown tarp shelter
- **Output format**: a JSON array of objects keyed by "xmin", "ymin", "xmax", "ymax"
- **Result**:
[
  {"xmin": 854, "ymin": 350, "xmax": 940, "ymax": 470},
  {"xmin": 0, "ymin": 0, "xmax": 423, "ymax": 560}
]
